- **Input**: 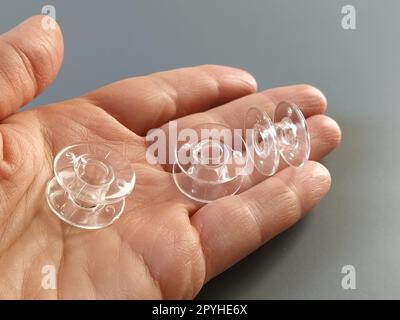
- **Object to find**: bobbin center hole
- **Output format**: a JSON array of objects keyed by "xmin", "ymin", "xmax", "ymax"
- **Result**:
[
  {"xmin": 193, "ymin": 139, "xmax": 228, "ymax": 167},
  {"xmin": 254, "ymin": 124, "xmax": 270, "ymax": 155},
  {"xmin": 276, "ymin": 117, "xmax": 298, "ymax": 147},
  {"xmin": 75, "ymin": 154, "xmax": 113, "ymax": 186}
]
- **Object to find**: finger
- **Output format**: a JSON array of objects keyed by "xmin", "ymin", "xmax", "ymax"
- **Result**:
[
  {"xmin": 83, "ymin": 65, "xmax": 257, "ymax": 135},
  {"xmin": 308, "ymin": 115, "xmax": 341, "ymax": 160},
  {"xmin": 171, "ymin": 84, "xmax": 327, "ymax": 132},
  {"xmin": 209, "ymin": 84, "xmax": 327, "ymax": 127},
  {"xmin": 240, "ymin": 114, "xmax": 341, "ymax": 191},
  {"xmin": 191, "ymin": 161, "xmax": 331, "ymax": 281},
  {"xmin": 160, "ymin": 84, "xmax": 328, "ymax": 170},
  {"xmin": 263, "ymin": 84, "xmax": 327, "ymax": 115},
  {"xmin": 0, "ymin": 15, "xmax": 64, "ymax": 119}
]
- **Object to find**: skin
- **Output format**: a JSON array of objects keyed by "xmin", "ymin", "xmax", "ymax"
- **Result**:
[{"xmin": 0, "ymin": 16, "xmax": 341, "ymax": 299}]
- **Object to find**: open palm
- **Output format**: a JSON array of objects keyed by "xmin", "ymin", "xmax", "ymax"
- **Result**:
[{"xmin": 0, "ymin": 16, "xmax": 341, "ymax": 299}]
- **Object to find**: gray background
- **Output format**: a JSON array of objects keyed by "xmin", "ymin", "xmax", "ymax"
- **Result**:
[{"xmin": 1, "ymin": 0, "xmax": 398, "ymax": 299}]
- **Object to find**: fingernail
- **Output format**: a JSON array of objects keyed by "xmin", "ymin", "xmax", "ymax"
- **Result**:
[
  {"xmin": 238, "ymin": 71, "xmax": 258, "ymax": 90},
  {"xmin": 223, "ymin": 70, "xmax": 258, "ymax": 91}
]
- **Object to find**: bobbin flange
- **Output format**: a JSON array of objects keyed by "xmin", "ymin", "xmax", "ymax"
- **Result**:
[{"xmin": 274, "ymin": 101, "xmax": 310, "ymax": 168}]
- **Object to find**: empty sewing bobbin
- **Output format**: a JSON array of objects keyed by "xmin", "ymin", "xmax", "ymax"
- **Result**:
[
  {"xmin": 172, "ymin": 123, "xmax": 249, "ymax": 203},
  {"xmin": 46, "ymin": 143, "xmax": 136, "ymax": 229},
  {"xmin": 244, "ymin": 101, "xmax": 310, "ymax": 176}
]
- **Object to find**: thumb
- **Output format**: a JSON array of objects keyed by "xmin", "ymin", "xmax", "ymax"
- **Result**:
[{"xmin": 0, "ymin": 15, "xmax": 64, "ymax": 120}]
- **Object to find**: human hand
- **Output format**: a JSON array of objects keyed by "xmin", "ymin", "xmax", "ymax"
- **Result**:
[{"xmin": 0, "ymin": 16, "xmax": 341, "ymax": 299}]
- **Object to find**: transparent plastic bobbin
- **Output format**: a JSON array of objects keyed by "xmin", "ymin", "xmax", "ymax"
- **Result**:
[
  {"xmin": 245, "ymin": 101, "xmax": 310, "ymax": 176},
  {"xmin": 46, "ymin": 143, "xmax": 136, "ymax": 229},
  {"xmin": 172, "ymin": 123, "xmax": 249, "ymax": 203}
]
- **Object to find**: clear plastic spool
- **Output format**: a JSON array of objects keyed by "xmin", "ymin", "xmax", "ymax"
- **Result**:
[
  {"xmin": 46, "ymin": 143, "xmax": 136, "ymax": 229},
  {"xmin": 245, "ymin": 101, "xmax": 310, "ymax": 176},
  {"xmin": 172, "ymin": 123, "xmax": 248, "ymax": 203}
]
